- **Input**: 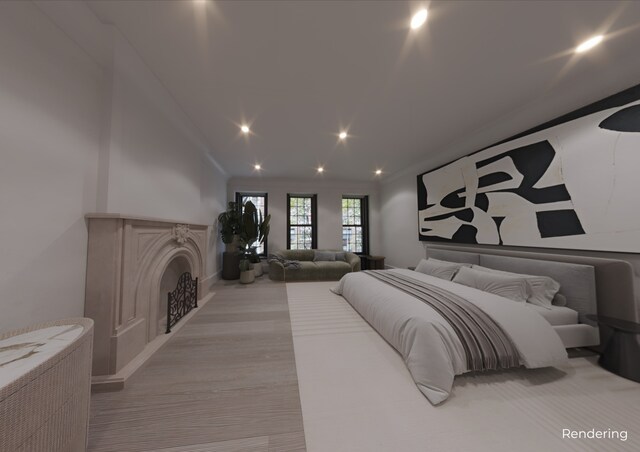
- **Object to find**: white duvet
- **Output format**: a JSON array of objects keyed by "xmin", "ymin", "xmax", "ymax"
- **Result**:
[{"xmin": 332, "ymin": 269, "xmax": 568, "ymax": 404}]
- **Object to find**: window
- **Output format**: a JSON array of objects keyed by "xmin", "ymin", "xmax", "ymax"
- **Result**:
[
  {"xmin": 342, "ymin": 195, "xmax": 369, "ymax": 255},
  {"xmin": 235, "ymin": 192, "xmax": 268, "ymax": 255},
  {"xmin": 287, "ymin": 194, "xmax": 317, "ymax": 250}
]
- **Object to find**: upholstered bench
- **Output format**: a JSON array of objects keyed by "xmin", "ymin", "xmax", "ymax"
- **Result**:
[{"xmin": 269, "ymin": 249, "xmax": 360, "ymax": 281}]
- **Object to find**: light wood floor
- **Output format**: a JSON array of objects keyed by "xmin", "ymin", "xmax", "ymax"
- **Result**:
[{"xmin": 88, "ymin": 277, "xmax": 306, "ymax": 452}]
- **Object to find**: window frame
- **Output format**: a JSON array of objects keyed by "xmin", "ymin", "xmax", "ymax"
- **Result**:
[
  {"xmin": 287, "ymin": 194, "xmax": 318, "ymax": 250},
  {"xmin": 235, "ymin": 192, "xmax": 269, "ymax": 257},
  {"xmin": 341, "ymin": 195, "xmax": 370, "ymax": 255}
]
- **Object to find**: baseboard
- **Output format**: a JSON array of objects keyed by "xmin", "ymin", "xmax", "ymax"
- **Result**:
[
  {"xmin": 202, "ymin": 271, "xmax": 221, "ymax": 294},
  {"xmin": 91, "ymin": 291, "xmax": 215, "ymax": 392}
]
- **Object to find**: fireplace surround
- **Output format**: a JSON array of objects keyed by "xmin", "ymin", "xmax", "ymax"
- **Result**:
[{"xmin": 84, "ymin": 214, "xmax": 212, "ymax": 390}]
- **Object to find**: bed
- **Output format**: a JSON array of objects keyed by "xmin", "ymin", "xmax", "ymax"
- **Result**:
[{"xmin": 332, "ymin": 250, "xmax": 634, "ymax": 405}]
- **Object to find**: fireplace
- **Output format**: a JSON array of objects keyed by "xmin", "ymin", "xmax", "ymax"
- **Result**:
[
  {"xmin": 84, "ymin": 214, "xmax": 211, "ymax": 390},
  {"xmin": 158, "ymin": 257, "xmax": 192, "ymax": 335}
]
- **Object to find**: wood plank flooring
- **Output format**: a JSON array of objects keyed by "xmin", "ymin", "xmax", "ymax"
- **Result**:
[{"xmin": 88, "ymin": 277, "xmax": 306, "ymax": 452}]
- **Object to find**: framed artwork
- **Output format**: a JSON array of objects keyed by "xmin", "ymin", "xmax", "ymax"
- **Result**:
[{"xmin": 417, "ymin": 85, "xmax": 640, "ymax": 252}]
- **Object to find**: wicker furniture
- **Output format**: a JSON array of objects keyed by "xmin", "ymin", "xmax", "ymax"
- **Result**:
[{"xmin": 0, "ymin": 318, "xmax": 94, "ymax": 452}]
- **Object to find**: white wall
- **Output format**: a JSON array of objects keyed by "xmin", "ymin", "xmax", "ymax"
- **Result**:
[
  {"xmin": 105, "ymin": 32, "xmax": 227, "ymax": 227},
  {"xmin": 379, "ymin": 174, "xmax": 425, "ymax": 268},
  {"xmin": 228, "ymin": 177, "xmax": 381, "ymax": 254},
  {"xmin": 0, "ymin": 2, "xmax": 227, "ymax": 333},
  {"xmin": 0, "ymin": 2, "xmax": 103, "ymax": 332},
  {"xmin": 202, "ymin": 158, "xmax": 228, "ymax": 282},
  {"xmin": 103, "ymin": 31, "xmax": 228, "ymax": 282}
]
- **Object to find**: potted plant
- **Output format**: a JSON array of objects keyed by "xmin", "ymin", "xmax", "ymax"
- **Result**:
[
  {"xmin": 238, "ymin": 201, "xmax": 259, "ymax": 284},
  {"xmin": 248, "ymin": 250, "xmax": 263, "ymax": 277},
  {"xmin": 217, "ymin": 201, "xmax": 241, "ymax": 252},
  {"xmin": 237, "ymin": 200, "xmax": 271, "ymax": 282},
  {"xmin": 250, "ymin": 211, "xmax": 271, "ymax": 277},
  {"xmin": 238, "ymin": 253, "xmax": 255, "ymax": 284}
]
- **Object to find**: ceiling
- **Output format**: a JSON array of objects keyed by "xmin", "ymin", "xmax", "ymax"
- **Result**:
[{"xmin": 87, "ymin": 1, "xmax": 640, "ymax": 181}]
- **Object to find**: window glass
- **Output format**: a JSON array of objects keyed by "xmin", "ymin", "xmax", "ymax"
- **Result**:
[
  {"xmin": 288, "ymin": 195, "xmax": 317, "ymax": 249},
  {"xmin": 342, "ymin": 196, "xmax": 368, "ymax": 254},
  {"xmin": 236, "ymin": 193, "xmax": 268, "ymax": 255}
]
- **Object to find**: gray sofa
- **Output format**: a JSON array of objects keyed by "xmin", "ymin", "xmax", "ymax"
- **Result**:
[{"xmin": 269, "ymin": 249, "xmax": 361, "ymax": 281}]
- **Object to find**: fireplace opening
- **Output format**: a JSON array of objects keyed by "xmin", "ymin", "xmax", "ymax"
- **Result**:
[
  {"xmin": 158, "ymin": 256, "xmax": 191, "ymax": 336},
  {"xmin": 165, "ymin": 272, "xmax": 198, "ymax": 334}
]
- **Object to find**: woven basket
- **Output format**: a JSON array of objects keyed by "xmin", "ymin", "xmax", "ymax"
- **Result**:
[{"xmin": 0, "ymin": 318, "xmax": 94, "ymax": 452}]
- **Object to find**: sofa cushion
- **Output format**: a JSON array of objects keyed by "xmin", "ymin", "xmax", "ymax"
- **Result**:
[
  {"xmin": 276, "ymin": 250, "xmax": 315, "ymax": 261},
  {"xmin": 272, "ymin": 261, "xmax": 351, "ymax": 281},
  {"xmin": 314, "ymin": 250, "xmax": 337, "ymax": 262},
  {"xmin": 311, "ymin": 261, "xmax": 351, "ymax": 280},
  {"xmin": 297, "ymin": 261, "xmax": 319, "ymax": 271},
  {"xmin": 315, "ymin": 261, "xmax": 351, "ymax": 270},
  {"xmin": 334, "ymin": 252, "xmax": 347, "ymax": 262}
]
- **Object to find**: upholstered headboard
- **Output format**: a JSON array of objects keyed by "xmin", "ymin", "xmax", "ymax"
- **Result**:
[
  {"xmin": 427, "ymin": 245, "xmax": 637, "ymax": 324},
  {"xmin": 428, "ymin": 249, "xmax": 596, "ymax": 322}
]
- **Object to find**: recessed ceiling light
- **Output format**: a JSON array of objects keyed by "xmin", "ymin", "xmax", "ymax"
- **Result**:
[
  {"xmin": 339, "ymin": 131, "xmax": 348, "ymax": 140},
  {"xmin": 375, "ymin": 169, "xmax": 382, "ymax": 175},
  {"xmin": 317, "ymin": 166, "xmax": 324, "ymax": 173},
  {"xmin": 240, "ymin": 124, "xmax": 250, "ymax": 134},
  {"xmin": 576, "ymin": 35, "xmax": 603, "ymax": 53},
  {"xmin": 410, "ymin": 9, "xmax": 428, "ymax": 30},
  {"xmin": 254, "ymin": 164, "xmax": 261, "ymax": 170}
]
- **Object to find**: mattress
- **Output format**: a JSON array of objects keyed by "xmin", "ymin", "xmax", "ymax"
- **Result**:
[{"xmin": 527, "ymin": 304, "xmax": 579, "ymax": 326}]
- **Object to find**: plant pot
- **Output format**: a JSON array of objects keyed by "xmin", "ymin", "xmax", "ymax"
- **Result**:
[
  {"xmin": 221, "ymin": 251, "xmax": 241, "ymax": 280},
  {"xmin": 252, "ymin": 261, "xmax": 264, "ymax": 277},
  {"xmin": 225, "ymin": 235, "xmax": 240, "ymax": 252},
  {"xmin": 239, "ymin": 269, "xmax": 255, "ymax": 284}
]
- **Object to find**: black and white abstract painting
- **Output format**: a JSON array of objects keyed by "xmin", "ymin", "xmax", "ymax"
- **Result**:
[{"xmin": 418, "ymin": 94, "xmax": 640, "ymax": 253}]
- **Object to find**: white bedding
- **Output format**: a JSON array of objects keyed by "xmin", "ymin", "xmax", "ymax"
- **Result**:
[
  {"xmin": 527, "ymin": 304, "xmax": 579, "ymax": 326},
  {"xmin": 333, "ymin": 268, "xmax": 568, "ymax": 404}
]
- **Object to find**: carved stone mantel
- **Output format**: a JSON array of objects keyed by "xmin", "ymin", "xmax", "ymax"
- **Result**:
[{"xmin": 84, "ymin": 214, "xmax": 209, "ymax": 388}]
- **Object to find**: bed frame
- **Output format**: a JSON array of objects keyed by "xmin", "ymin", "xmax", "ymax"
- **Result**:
[{"xmin": 426, "ymin": 245, "xmax": 636, "ymax": 349}]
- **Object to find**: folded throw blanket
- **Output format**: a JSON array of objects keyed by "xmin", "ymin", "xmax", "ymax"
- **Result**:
[{"xmin": 267, "ymin": 254, "xmax": 302, "ymax": 269}]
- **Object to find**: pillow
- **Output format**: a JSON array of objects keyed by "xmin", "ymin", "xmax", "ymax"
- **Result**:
[
  {"xmin": 313, "ymin": 250, "xmax": 336, "ymax": 262},
  {"xmin": 552, "ymin": 293, "xmax": 567, "ymax": 307},
  {"xmin": 452, "ymin": 266, "xmax": 529, "ymax": 303},
  {"xmin": 334, "ymin": 252, "xmax": 347, "ymax": 262},
  {"xmin": 471, "ymin": 264, "xmax": 560, "ymax": 309},
  {"xmin": 414, "ymin": 258, "xmax": 468, "ymax": 281}
]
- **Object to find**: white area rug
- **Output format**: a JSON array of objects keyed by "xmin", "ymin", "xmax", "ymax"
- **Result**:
[{"xmin": 287, "ymin": 282, "xmax": 640, "ymax": 452}]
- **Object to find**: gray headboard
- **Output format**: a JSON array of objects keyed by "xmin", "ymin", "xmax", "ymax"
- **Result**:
[{"xmin": 427, "ymin": 246, "xmax": 637, "ymax": 324}]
